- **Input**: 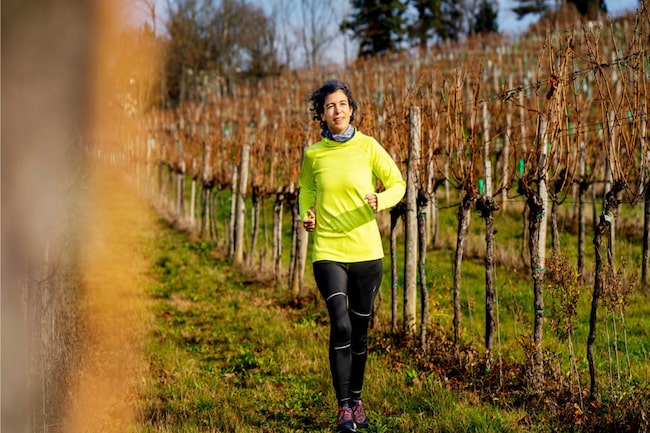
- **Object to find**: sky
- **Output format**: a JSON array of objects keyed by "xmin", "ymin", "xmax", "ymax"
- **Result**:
[
  {"xmin": 131, "ymin": 0, "xmax": 641, "ymax": 35},
  {"xmin": 127, "ymin": 0, "xmax": 641, "ymax": 65},
  {"xmin": 497, "ymin": 0, "xmax": 640, "ymax": 34}
]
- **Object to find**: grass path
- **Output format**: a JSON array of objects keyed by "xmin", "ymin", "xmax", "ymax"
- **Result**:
[{"xmin": 134, "ymin": 211, "xmax": 528, "ymax": 432}]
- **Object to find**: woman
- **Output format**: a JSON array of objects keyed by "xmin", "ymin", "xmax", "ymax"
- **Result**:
[{"xmin": 298, "ymin": 80, "xmax": 405, "ymax": 432}]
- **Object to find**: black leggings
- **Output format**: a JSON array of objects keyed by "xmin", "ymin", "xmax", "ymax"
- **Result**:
[{"xmin": 313, "ymin": 259, "xmax": 382, "ymax": 405}]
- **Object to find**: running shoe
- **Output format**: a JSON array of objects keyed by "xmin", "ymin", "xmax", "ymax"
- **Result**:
[
  {"xmin": 336, "ymin": 405, "xmax": 356, "ymax": 432},
  {"xmin": 351, "ymin": 400, "xmax": 368, "ymax": 429}
]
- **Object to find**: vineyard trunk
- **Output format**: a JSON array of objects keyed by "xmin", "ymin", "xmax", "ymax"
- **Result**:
[
  {"xmin": 418, "ymin": 197, "xmax": 429, "ymax": 350},
  {"xmin": 642, "ymin": 110, "xmax": 649, "ymax": 291},
  {"xmin": 587, "ymin": 183, "xmax": 623, "ymax": 398},
  {"xmin": 289, "ymin": 195, "xmax": 308, "ymax": 298},
  {"xmin": 249, "ymin": 189, "xmax": 261, "ymax": 268},
  {"xmin": 390, "ymin": 207, "xmax": 402, "ymax": 334},
  {"xmin": 272, "ymin": 193, "xmax": 284, "ymax": 285},
  {"xmin": 479, "ymin": 195, "xmax": 498, "ymax": 367},
  {"xmin": 229, "ymin": 170, "xmax": 238, "ymax": 257},
  {"xmin": 453, "ymin": 192, "xmax": 474, "ymax": 348},
  {"xmin": 529, "ymin": 115, "xmax": 549, "ymax": 386}
]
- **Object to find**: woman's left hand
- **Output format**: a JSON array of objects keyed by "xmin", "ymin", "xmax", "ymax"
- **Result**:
[{"xmin": 365, "ymin": 193, "xmax": 378, "ymax": 211}]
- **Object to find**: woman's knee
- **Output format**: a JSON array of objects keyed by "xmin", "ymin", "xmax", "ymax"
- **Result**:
[{"xmin": 331, "ymin": 317, "xmax": 352, "ymax": 341}]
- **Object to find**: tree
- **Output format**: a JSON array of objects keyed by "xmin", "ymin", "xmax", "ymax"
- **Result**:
[
  {"xmin": 512, "ymin": 0, "xmax": 547, "ymax": 18},
  {"xmin": 344, "ymin": 0, "xmax": 408, "ymax": 57},
  {"xmin": 261, "ymin": 0, "xmax": 352, "ymax": 69},
  {"xmin": 570, "ymin": 0, "xmax": 607, "ymax": 17},
  {"xmin": 513, "ymin": 0, "xmax": 607, "ymax": 20},
  {"xmin": 407, "ymin": 0, "xmax": 497, "ymax": 46},
  {"xmin": 407, "ymin": 0, "xmax": 443, "ymax": 50},
  {"xmin": 204, "ymin": 0, "xmax": 282, "ymax": 81},
  {"xmin": 474, "ymin": 0, "xmax": 498, "ymax": 34},
  {"xmin": 235, "ymin": 5, "xmax": 284, "ymax": 79},
  {"xmin": 162, "ymin": 0, "xmax": 283, "ymax": 104},
  {"xmin": 296, "ymin": 0, "xmax": 340, "ymax": 68},
  {"xmin": 439, "ymin": 0, "xmax": 464, "ymax": 40},
  {"xmin": 164, "ymin": 0, "xmax": 208, "ymax": 103}
]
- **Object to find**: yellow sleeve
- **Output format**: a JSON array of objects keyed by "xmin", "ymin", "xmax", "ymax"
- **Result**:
[
  {"xmin": 298, "ymin": 148, "xmax": 316, "ymax": 220},
  {"xmin": 370, "ymin": 139, "xmax": 405, "ymax": 211}
]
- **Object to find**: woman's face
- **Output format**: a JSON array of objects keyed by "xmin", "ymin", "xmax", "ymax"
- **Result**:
[{"xmin": 320, "ymin": 89, "xmax": 353, "ymax": 135}]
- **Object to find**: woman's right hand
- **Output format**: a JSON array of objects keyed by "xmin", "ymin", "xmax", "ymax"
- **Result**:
[{"xmin": 303, "ymin": 210, "xmax": 316, "ymax": 232}]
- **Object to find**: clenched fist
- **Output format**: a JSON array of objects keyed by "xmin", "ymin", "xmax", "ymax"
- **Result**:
[{"xmin": 303, "ymin": 209, "xmax": 316, "ymax": 232}]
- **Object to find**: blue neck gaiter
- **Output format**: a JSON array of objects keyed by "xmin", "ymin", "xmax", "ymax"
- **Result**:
[{"xmin": 322, "ymin": 125, "xmax": 355, "ymax": 142}]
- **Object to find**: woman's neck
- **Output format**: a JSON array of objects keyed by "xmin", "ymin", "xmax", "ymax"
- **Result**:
[{"xmin": 322, "ymin": 125, "xmax": 355, "ymax": 142}]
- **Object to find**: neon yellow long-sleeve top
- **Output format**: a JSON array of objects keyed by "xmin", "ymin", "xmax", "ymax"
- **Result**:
[{"xmin": 298, "ymin": 129, "xmax": 406, "ymax": 263}]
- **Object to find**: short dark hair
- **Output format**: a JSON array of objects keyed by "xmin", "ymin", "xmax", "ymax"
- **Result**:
[{"xmin": 309, "ymin": 80, "xmax": 357, "ymax": 131}]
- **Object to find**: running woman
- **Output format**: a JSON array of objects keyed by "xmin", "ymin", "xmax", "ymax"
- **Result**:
[{"xmin": 299, "ymin": 80, "xmax": 405, "ymax": 432}]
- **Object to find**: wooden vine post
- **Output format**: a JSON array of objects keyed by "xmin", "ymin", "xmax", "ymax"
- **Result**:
[
  {"xmin": 404, "ymin": 106, "xmax": 421, "ymax": 336},
  {"xmin": 533, "ymin": 115, "xmax": 549, "ymax": 385},
  {"xmin": 233, "ymin": 141, "xmax": 250, "ymax": 265},
  {"xmin": 640, "ymin": 104, "xmax": 649, "ymax": 291}
]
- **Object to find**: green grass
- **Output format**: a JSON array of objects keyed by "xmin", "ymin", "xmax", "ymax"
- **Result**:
[
  {"xmin": 134, "ymin": 218, "xmax": 541, "ymax": 432},
  {"xmin": 371, "ymin": 198, "xmax": 650, "ymax": 381},
  {"xmin": 135, "ymin": 189, "xmax": 650, "ymax": 432}
]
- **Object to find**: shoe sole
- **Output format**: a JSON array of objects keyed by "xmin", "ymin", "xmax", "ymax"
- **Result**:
[{"xmin": 336, "ymin": 422, "xmax": 357, "ymax": 432}]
